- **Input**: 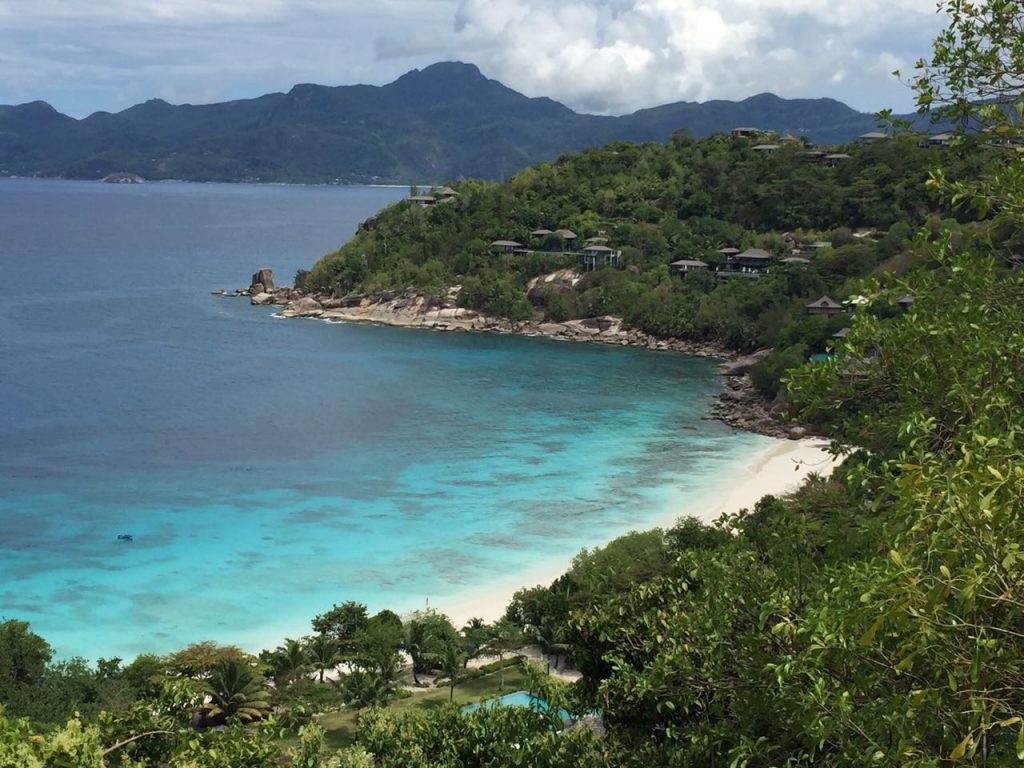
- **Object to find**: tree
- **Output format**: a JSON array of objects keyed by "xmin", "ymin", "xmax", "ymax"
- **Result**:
[
  {"xmin": 306, "ymin": 634, "xmax": 340, "ymax": 684},
  {"xmin": 911, "ymin": 1, "xmax": 1024, "ymax": 221},
  {"xmin": 0, "ymin": 619, "xmax": 52, "ymax": 689},
  {"xmin": 202, "ymin": 659, "xmax": 271, "ymax": 725},
  {"xmin": 437, "ymin": 640, "xmax": 466, "ymax": 703},
  {"xmin": 402, "ymin": 610, "xmax": 457, "ymax": 685},
  {"xmin": 266, "ymin": 637, "xmax": 309, "ymax": 687},
  {"xmin": 167, "ymin": 641, "xmax": 250, "ymax": 678},
  {"xmin": 312, "ymin": 601, "xmax": 368, "ymax": 658},
  {"xmin": 483, "ymin": 619, "xmax": 522, "ymax": 692}
]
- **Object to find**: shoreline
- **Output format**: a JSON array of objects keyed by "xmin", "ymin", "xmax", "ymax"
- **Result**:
[
  {"xmin": 230, "ymin": 279, "xmax": 797, "ymax": 439},
  {"xmin": 432, "ymin": 437, "xmax": 840, "ymax": 628},
  {"xmin": 225, "ymin": 276, "xmax": 832, "ymax": 644}
]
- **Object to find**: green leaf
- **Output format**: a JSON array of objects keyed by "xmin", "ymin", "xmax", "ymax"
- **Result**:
[
  {"xmin": 860, "ymin": 614, "xmax": 885, "ymax": 647},
  {"xmin": 949, "ymin": 732, "xmax": 971, "ymax": 760}
]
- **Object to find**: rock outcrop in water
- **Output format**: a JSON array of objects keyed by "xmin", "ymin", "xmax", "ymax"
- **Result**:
[{"xmin": 250, "ymin": 268, "xmax": 276, "ymax": 294}]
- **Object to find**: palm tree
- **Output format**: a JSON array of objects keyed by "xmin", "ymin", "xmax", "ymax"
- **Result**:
[
  {"xmin": 272, "ymin": 637, "xmax": 309, "ymax": 686},
  {"xmin": 306, "ymin": 634, "xmax": 339, "ymax": 683},
  {"xmin": 203, "ymin": 659, "xmax": 270, "ymax": 724},
  {"xmin": 485, "ymin": 619, "xmax": 522, "ymax": 692},
  {"xmin": 438, "ymin": 640, "xmax": 466, "ymax": 702}
]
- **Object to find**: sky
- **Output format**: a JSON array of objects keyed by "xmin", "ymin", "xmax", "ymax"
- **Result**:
[{"xmin": 0, "ymin": 0, "xmax": 947, "ymax": 118}]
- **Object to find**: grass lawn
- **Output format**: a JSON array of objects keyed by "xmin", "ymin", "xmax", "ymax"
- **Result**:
[{"xmin": 316, "ymin": 666, "xmax": 532, "ymax": 748}]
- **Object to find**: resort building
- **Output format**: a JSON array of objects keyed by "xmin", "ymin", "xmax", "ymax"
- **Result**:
[
  {"xmin": 731, "ymin": 127, "xmax": 761, "ymax": 138},
  {"xmin": 752, "ymin": 144, "xmax": 781, "ymax": 155},
  {"xmin": 806, "ymin": 295, "xmax": 844, "ymax": 316},
  {"xmin": 670, "ymin": 259, "xmax": 708, "ymax": 273},
  {"xmin": 490, "ymin": 240, "xmax": 526, "ymax": 255},
  {"xmin": 580, "ymin": 244, "xmax": 621, "ymax": 270},
  {"xmin": 408, "ymin": 194, "xmax": 437, "ymax": 206},
  {"xmin": 857, "ymin": 132, "xmax": 889, "ymax": 144}
]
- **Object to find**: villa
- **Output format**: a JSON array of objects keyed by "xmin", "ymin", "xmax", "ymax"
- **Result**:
[
  {"xmin": 806, "ymin": 296, "xmax": 844, "ymax": 316},
  {"xmin": 670, "ymin": 259, "xmax": 708, "ymax": 273},
  {"xmin": 581, "ymin": 245, "xmax": 621, "ymax": 270}
]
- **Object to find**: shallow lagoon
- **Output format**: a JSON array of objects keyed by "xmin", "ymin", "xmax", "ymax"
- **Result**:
[{"xmin": 0, "ymin": 179, "xmax": 771, "ymax": 659}]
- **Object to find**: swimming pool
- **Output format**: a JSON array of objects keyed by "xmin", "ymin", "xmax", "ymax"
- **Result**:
[{"xmin": 461, "ymin": 690, "xmax": 571, "ymax": 721}]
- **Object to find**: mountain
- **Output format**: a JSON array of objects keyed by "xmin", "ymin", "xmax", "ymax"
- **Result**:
[{"xmin": 0, "ymin": 62, "xmax": 930, "ymax": 183}]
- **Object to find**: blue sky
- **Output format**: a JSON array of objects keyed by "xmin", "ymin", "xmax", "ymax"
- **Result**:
[{"xmin": 0, "ymin": 0, "xmax": 946, "ymax": 118}]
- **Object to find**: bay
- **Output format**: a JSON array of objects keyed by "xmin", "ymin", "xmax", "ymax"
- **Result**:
[{"xmin": 0, "ymin": 178, "xmax": 771, "ymax": 660}]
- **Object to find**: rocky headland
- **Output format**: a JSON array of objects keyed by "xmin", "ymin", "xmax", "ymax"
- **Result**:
[{"xmin": 219, "ymin": 268, "xmax": 804, "ymax": 440}]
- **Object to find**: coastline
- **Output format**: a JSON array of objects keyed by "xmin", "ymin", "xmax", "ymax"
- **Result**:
[
  {"xmin": 429, "ymin": 437, "xmax": 840, "ymax": 628},
  {"xmin": 229, "ymin": 277, "xmax": 798, "ymax": 439},
  {"xmin": 227, "ymin": 274, "xmax": 832, "ymax": 641}
]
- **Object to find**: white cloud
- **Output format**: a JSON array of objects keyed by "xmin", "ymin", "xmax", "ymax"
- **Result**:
[
  {"xmin": 451, "ymin": 0, "xmax": 945, "ymax": 113},
  {"xmin": 0, "ymin": 0, "xmax": 946, "ymax": 117}
]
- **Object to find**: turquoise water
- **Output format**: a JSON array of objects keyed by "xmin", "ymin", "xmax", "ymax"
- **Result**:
[
  {"xmin": 462, "ymin": 691, "xmax": 570, "ymax": 721},
  {"xmin": 0, "ymin": 179, "xmax": 773, "ymax": 661}
]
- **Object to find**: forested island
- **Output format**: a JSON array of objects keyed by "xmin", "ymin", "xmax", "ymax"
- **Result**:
[
  {"xmin": 0, "ymin": 63, "xmax": 935, "ymax": 185},
  {"xmin": 4, "ymin": 3, "xmax": 1024, "ymax": 766}
]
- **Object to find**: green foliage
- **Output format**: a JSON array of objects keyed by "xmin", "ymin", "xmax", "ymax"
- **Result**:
[
  {"xmin": 312, "ymin": 601, "xmax": 369, "ymax": 653},
  {"xmin": 202, "ymin": 659, "xmax": 271, "ymax": 725},
  {"xmin": 402, "ymin": 610, "xmax": 458, "ymax": 684},
  {"xmin": 167, "ymin": 641, "xmax": 252, "ymax": 678},
  {"xmin": 0, "ymin": 619, "xmax": 51, "ymax": 688}
]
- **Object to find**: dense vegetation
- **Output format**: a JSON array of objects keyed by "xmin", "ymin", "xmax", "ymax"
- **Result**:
[
  {"xmin": 0, "ymin": 63, "xmax": 934, "ymax": 184},
  {"xmin": 305, "ymin": 125, "xmax": 1002, "ymax": 396},
  {"xmin": 4, "ymin": 2, "xmax": 1024, "ymax": 765}
]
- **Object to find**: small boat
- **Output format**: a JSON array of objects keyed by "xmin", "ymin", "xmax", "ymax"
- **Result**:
[{"xmin": 117, "ymin": 534, "xmax": 134, "ymax": 542}]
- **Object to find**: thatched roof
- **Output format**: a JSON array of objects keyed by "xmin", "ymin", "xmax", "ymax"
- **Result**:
[
  {"xmin": 490, "ymin": 240, "xmax": 523, "ymax": 248},
  {"xmin": 530, "ymin": 228, "xmax": 553, "ymax": 236},
  {"xmin": 671, "ymin": 259, "xmax": 708, "ymax": 268},
  {"xmin": 781, "ymin": 256, "xmax": 811, "ymax": 264},
  {"xmin": 717, "ymin": 247, "xmax": 741, "ymax": 255},
  {"xmin": 554, "ymin": 229, "xmax": 578, "ymax": 239},
  {"xmin": 583, "ymin": 245, "xmax": 615, "ymax": 253},
  {"xmin": 738, "ymin": 248, "xmax": 771, "ymax": 260}
]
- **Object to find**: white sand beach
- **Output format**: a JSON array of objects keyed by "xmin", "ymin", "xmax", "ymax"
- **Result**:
[{"xmin": 437, "ymin": 437, "xmax": 841, "ymax": 629}]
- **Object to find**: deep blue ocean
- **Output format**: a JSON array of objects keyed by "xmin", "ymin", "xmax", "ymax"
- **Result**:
[{"xmin": 0, "ymin": 178, "xmax": 772, "ymax": 661}]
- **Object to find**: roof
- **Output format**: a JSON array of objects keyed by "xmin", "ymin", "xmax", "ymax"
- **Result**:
[
  {"xmin": 671, "ymin": 259, "xmax": 708, "ymax": 268},
  {"xmin": 896, "ymin": 294, "xmax": 915, "ymax": 305},
  {"xmin": 826, "ymin": 153, "xmax": 852, "ymax": 159},
  {"xmin": 781, "ymin": 256, "xmax": 811, "ymax": 264},
  {"xmin": 490, "ymin": 240, "xmax": 523, "ymax": 248},
  {"xmin": 859, "ymin": 131, "xmax": 889, "ymax": 140},
  {"xmin": 530, "ymin": 228, "xmax": 553, "ymax": 236},
  {"xmin": 554, "ymin": 229, "xmax": 577, "ymax": 239},
  {"xmin": 717, "ymin": 247, "xmax": 741, "ymax": 254},
  {"xmin": 737, "ymin": 248, "xmax": 771, "ymax": 260},
  {"xmin": 752, "ymin": 144, "xmax": 780, "ymax": 151},
  {"xmin": 408, "ymin": 195, "xmax": 436, "ymax": 202},
  {"xmin": 585, "ymin": 236, "xmax": 609, "ymax": 243},
  {"xmin": 434, "ymin": 186, "xmax": 458, "ymax": 196},
  {"xmin": 929, "ymin": 132, "xmax": 953, "ymax": 141},
  {"xmin": 807, "ymin": 295, "xmax": 843, "ymax": 309},
  {"xmin": 833, "ymin": 327, "xmax": 850, "ymax": 338},
  {"xmin": 583, "ymin": 245, "xmax": 615, "ymax": 253}
]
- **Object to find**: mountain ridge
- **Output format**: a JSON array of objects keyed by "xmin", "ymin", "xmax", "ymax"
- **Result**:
[{"xmin": 0, "ymin": 61, "xmax": 931, "ymax": 183}]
